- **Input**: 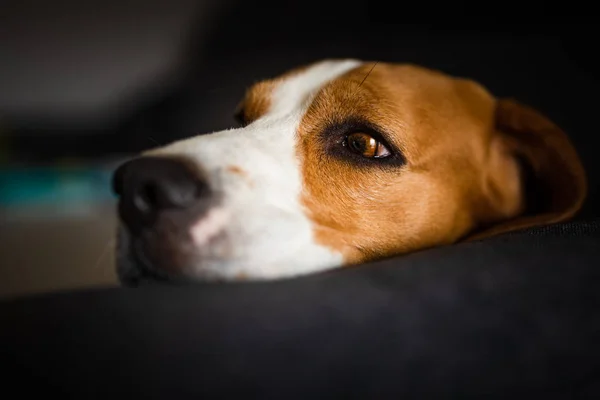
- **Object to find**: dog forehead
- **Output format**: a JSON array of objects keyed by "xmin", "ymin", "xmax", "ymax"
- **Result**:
[
  {"xmin": 269, "ymin": 60, "xmax": 363, "ymax": 115},
  {"xmin": 241, "ymin": 60, "xmax": 363, "ymax": 121},
  {"xmin": 302, "ymin": 62, "xmax": 497, "ymax": 154}
]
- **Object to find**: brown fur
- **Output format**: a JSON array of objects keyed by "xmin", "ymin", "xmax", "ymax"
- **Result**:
[
  {"xmin": 291, "ymin": 63, "xmax": 586, "ymax": 265},
  {"xmin": 226, "ymin": 165, "xmax": 247, "ymax": 176},
  {"xmin": 236, "ymin": 80, "xmax": 276, "ymax": 124}
]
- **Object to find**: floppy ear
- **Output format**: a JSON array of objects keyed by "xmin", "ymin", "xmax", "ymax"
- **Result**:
[{"xmin": 468, "ymin": 99, "xmax": 587, "ymax": 240}]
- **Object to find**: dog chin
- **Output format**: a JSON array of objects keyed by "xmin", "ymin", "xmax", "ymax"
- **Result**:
[
  {"xmin": 116, "ymin": 226, "xmax": 223, "ymax": 286},
  {"xmin": 116, "ymin": 232, "xmax": 342, "ymax": 285},
  {"xmin": 115, "ymin": 226, "xmax": 276, "ymax": 285},
  {"xmin": 116, "ymin": 212, "xmax": 345, "ymax": 285}
]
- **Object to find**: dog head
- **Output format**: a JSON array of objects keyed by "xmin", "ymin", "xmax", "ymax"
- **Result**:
[{"xmin": 113, "ymin": 60, "xmax": 586, "ymax": 284}]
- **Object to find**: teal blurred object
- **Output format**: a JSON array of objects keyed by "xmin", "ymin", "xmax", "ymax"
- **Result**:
[{"xmin": 0, "ymin": 164, "xmax": 116, "ymax": 209}]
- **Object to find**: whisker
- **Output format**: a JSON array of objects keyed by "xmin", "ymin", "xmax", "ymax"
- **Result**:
[
  {"xmin": 147, "ymin": 136, "xmax": 162, "ymax": 146},
  {"xmin": 358, "ymin": 61, "xmax": 378, "ymax": 89},
  {"xmin": 93, "ymin": 239, "xmax": 116, "ymax": 271},
  {"xmin": 344, "ymin": 61, "xmax": 379, "ymax": 110}
]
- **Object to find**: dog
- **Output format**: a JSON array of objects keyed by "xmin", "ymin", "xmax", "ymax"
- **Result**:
[{"xmin": 112, "ymin": 59, "xmax": 587, "ymax": 285}]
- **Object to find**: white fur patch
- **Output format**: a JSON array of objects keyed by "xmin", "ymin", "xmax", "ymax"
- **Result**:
[
  {"xmin": 269, "ymin": 59, "xmax": 364, "ymax": 117},
  {"xmin": 138, "ymin": 59, "xmax": 362, "ymax": 280}
]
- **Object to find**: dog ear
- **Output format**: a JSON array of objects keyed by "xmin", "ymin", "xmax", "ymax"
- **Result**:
[{"xmin": 467, "ymin": 99, "xmax": 587, "ymax": 240}]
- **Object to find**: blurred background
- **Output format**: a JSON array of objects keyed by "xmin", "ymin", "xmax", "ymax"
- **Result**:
[{"xmin": 0, "ymin": 0, "xmax": 597, "ymax": 297}]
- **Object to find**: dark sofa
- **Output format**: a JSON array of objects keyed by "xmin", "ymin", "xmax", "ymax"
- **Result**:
[
  {"xmin": 2, "ymin": 2, "xmax": 599, "ymax": 397},
  {"xmin": 2, "ymin": 223, "xmax": 600, "ymax": 397}
]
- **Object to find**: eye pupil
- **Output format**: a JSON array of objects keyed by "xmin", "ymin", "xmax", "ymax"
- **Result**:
[
  {"xmin": 346, "ymin": 133, "xmax": 383, "ymax": 158},
  {"xmin": 350, "ymin": 137, "xmax": 364, "ymax": 152}
]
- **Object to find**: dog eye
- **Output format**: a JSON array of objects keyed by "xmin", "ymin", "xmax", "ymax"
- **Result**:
[
  {"xmin": 234, "ymin": 108, "xmax": 248, "ymax": 127},
  {"xmin": 344, "ymin": 133, "xmax": 391, "ymax": 158}
]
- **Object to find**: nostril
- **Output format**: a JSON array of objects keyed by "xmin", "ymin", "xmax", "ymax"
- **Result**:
[
  {"xmin": 133, "ymin": 182, "xmax": 160, "ymax": 214},
  {"xmin": 115, "ymin": 156, "xmax": 212, "ymax": 232},
  {"xmin": 131, "ymin": 173, "xmax": 207, "ymax": 213}
]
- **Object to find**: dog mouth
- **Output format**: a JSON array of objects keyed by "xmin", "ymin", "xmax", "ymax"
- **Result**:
[
  {"xmin": 116, "ymin": 228, "xmax": 171, "ymax": 287},
  {"xmin": 116, "ymin": 207, "xmax": 232, "ymax": 286}
]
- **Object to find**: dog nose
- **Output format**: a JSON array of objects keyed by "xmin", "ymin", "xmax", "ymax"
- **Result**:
[{"xmin": 112, "ymin": 157, "xmax": 209, "ymax": 233}]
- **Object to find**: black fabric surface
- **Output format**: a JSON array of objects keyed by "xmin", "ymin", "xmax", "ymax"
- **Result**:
[{"xmin": 2, "ymin": 221, "xmax": 600, "ymax": 398}]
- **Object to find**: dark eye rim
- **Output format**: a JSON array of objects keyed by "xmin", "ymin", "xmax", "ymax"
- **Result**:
[
  {"xmin": 234, "ymin": 107, "xmax": 248, "ymax": 127},
  {"xmin": 321, "ymin": 118, "xmax": 406, "ymax": 167}
]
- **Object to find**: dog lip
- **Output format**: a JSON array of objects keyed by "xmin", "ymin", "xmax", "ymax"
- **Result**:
[
  {"xmin": 133, "ymin": 237, "xmax": 175, "ymax": 278},
  {"xmin": 116, "ymin": 234, "xmax": 173, "ymax": 286},
  {"xmin": 119, "ymin": 253, "xmax": 173, "ymax": 286}
]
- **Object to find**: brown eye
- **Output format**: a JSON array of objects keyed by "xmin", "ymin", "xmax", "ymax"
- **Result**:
[{"xmin": 345, "ymin": 133, "xmax": 391, "ymax": 158}]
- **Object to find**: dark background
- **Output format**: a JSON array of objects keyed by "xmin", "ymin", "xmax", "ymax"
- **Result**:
[
  {"xmin": 0, "ymin": 0, "xmax": 598, "ymax": 296},
  {"xmin": 3, "ymin": 2, "xmax": 599, "ymax": 164}
]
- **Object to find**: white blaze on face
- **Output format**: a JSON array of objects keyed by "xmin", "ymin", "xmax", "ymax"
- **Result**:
[{"xmin": 145, "ymin": 59, "xmax": 362, "ymax": 280}]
